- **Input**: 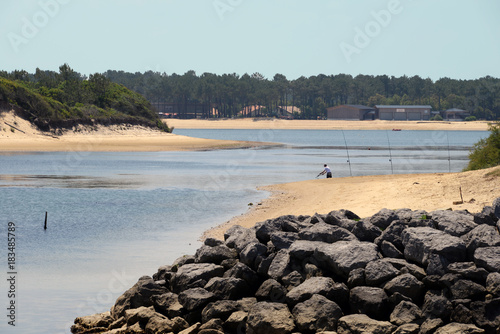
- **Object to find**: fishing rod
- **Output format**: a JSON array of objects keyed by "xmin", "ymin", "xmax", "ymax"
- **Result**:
[
  {"xmin": 447, "ymin": 132, "xmax": 451, "ymax": 173},
  {"xmin": 386, "ymin": 130, "xmax": 394, "ymax": 174},
  {"xmin": 341, "ymin": 129, "xmax": 352, "ymax": 176}
]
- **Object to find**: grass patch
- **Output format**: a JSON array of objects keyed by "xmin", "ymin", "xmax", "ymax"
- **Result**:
[{"xmin": 485, "ymin": 167, "xmax": 500, "ymax": 177}]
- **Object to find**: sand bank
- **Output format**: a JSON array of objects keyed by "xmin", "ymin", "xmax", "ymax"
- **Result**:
[
  {"xmin": 203, "ymin": 166, "xmax": 500, "ymax": 240},
  {"xmin": 167, "ymin": 118, "xmax": 490, "ymax": 131},
  {"xmin": 0, "ymin": 111, "xmax": 271, "ymax": 152}
]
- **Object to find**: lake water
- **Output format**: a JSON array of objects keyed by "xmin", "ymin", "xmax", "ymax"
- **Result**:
[{"xmin": 0, "ymin": 129, "xmax": 488, "ymax": 333}]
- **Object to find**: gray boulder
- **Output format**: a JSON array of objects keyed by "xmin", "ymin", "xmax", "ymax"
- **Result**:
[
  {"xmin": 380, "ymin": 258, "xmax": 426, "ymax": 280},
  {"xmin": 375, "ymin": 220, "xmax": 408, "ymax": 250},
  {"xmin": 420, "ymin": 318, "xmax": 444, "ymax": 334},
  {"xmin": 347, "ymin": 268, "xmax": 366, "ymax": 288},
  {"xmin": 110, "ymin": 276, "xmax": 168, "ymax": 319},
  {"xmin": 450, "ymin": 279, "xmax": 487, "ymax": 300},
  {"xmin": 223, "ymin": 310, "xmax": 248, "ymax": 333},
  {"xmin": 393, "ymin": 323, "xmax": 420, "ymax": 334},
  {"xmin": 201, "ymin": 300, "xmax": 240, "ymax": 323},
  {"xmin": 313, "ymin": 241, "xmax": 380, "ymax": 278},
  {"xmin": 298, "ymin": 222, "xmax": 357, "ymax": 243},
  {"xmin": 469, "ymin": 299, "xmax": 500, "ymax": 332},
  {"xmin": 288, "ymin": 240, "xmax": 325, "ymax": 260},
  {"xmin": 447, "ymin": 262, "xmax": 489, "ymax": 283},
  {"xmin": 380, "ymin": 240, "xmax": 404, "ymax": 258},
  {"xmin": 365, "ymin": 208, "xmax": 399, "ymax": 230},
  {"xmin": 292, "ymin": 294, "xmax": 343, "ymax": 333},
  {"xmin": 384, "ymin": 273, "xmax": 425, "ymax": 303},
  {"xmin": 178, "ymin": 288, "xmax": 215, "ymax": 311},
  {"xmin": 270, "ymin": 232, "xmax": 299, "ymax": 250},
  {"xmin": 401, "ymin": 227, "xmax": 467, "ymax": 267},
  {"xmin": 337, "ymin": 314, "xmax": 396, "ymax": 334},
  {"xmin": 486, "ymin": 272, "xmax": 500, "ymax": 296},
  {"xmin": 351, "ymin": 220, "xmax": 382, "ymax": 242},
  {"xmin": 240, "ymin": 242, "xmax": 268, "ymax": 269},
  {"xmin": 171, "ymin": 263, "xmax": 224, "ymax": 293},
  {"xmin": 151, "ymin": 292, "xmax": 184, "ymax": 318},
  {"xmin": 430, "ymin": 210, "xmax": 478, "ymax": 236},
  {"xmin": 246, "ymin": 302, "xmax": 295, "ymax": 334},
  {"xmin": 493, "ymin": 197, "xmax": 500, "ymax": 219},
  {"xmin": 224, "ymin": 225, "xmax": 259, "ymax": 252},
  {"xmin": 389, "ymin": 300, "xmax": 422, "ymax": 326},
  {"xmin": 267, "ymin": 249, "xmax": 291, "ymax": 280},
  {"xmin": 223, "ymin": 262, "xmax": 259, "ymax": 289},
  {"xmin": 365, "ymin": 260, "xmax": 400, "ymax": 286},
  {"xmin": 285, "ymin": 276, "xmax": 337, "ymax": 306},
  {"xmin": 422, "ymin": 291, "xmax": 453, "ymax": 319},
  {"xmin": 255, "ymin": 215, "xmax": 298, "ymax": 243},
  {"xmin": 204, "ymin": 277, "xmax": 248, "ymax": 300},
  {"xmin": 255, "ymin": 279, "xmax": 287, "ymax": 303},
  {"xmin": 194, "ymin": 244, "xmax": 237, "ymax": 264},
  {"xmin": 434, "ymin": 322, "xmax": 485, "ymax": 334},
  {"xmin": 462, "ymin": 224, "xmax": 500, "ymax": 256},
  {"xmin": 474, "ymin": 246, "xmax": 500, "ymax": 272},
  {"xmin": 349, "ymin": 286, "xmax": 390, "ymax": 320}
]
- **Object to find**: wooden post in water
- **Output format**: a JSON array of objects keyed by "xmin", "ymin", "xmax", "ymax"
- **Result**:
[{"xmin": 44, "ymin": 212, "xmax": 47, "ymax": 230}]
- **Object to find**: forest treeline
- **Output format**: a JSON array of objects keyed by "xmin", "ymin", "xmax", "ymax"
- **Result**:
[
  {"xmin": 0, "ymin": 65, "xmax": 171, "ymax": 132},
  {"xmin": 104, "ymin": 70, "xmax": 500, "ymax": 120}
]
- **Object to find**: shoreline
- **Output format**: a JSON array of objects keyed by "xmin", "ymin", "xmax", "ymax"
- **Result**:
[
  {"xmin": 203, "ymin": 166, "xmax": 500, "ymax": 240},
  {"xmin": 167, "ymin": 118, "xmax": 491, "ymax": 131},
  {"xmin": 0, "ymin": 111, "xmax": 275, "ymax": 152}
]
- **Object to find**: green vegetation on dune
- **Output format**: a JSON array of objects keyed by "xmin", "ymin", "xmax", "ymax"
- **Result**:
[
  {"xmin": 0, "ymin": 64, "xmax": 171, "ymax": 133},
  {"xmin": 465, "ymin": 122, "xmax": 500, "ymax": 171}
]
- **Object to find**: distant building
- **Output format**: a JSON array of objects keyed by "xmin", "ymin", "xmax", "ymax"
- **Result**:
[
  {"xmin": 276, "ymin": 106, "xmax": 301, "ymax": 118},
  {"xmin": 442, "ymin": 108, "xmax": 470, "ymax": 121},
  {"xmin": 326, "ymin": 105, "xmax": 377, "ymax": 120},
  {"xmin": 376, "ymin": 105, "xmax": 432, "ymax": 121}
]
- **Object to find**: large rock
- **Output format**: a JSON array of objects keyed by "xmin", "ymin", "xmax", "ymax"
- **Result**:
[
  {"xmin": 447, "ymin": 262, "xmax": 489, "ymax": 283},
  {"xmin": 223, "ymin": 262, "xmax": 259, "ymax": 290},
  {"xmin": 255, "ymin": 279, "xmax": 287, "ymax": 303},
  {"xmin": 178, "ymin": 288, "xmax": 215, "ymax": 311},
  {"xmin": 246, "ymin": 302, "xmax": 295, "ymax": 334},
  {"xmin": 151, "ymin": 292, "xmax": 184, "ymax": 318},
  {"xmin": 292, "ymin": 294, "xmax": 343, "ymax": 333},
  {"xmin": 375, "ymin": 221, "xmax": 408, "ymax": 251},
  {"xmin": 313, "ymin": 241, "xmax": 380, "ymax": 278},
  {"xmin": 493, "ymin": 197, "xmax": 500, "ymax": 220},
  {"xmin": 194, "ymin": 245, "xmax": 237, "ymax": 264},
  {"xmin": 171, "ymin": 263, "xmax": 224, "ymax": 293},
  {"xmin": 255, "ymin": 215, "xmax": 299, "ymax": 243},
  {"xmin": 110, "ymin": 276, "xmax": 168, "ymax": 319},
  {"xmin": 267, "ymin": 249, "xmax": 291, "ymax": 280},
  {"xmin": 240, "ymin": 242, "xmax": 268, "ymax": 269},
  {"xmin": 298, "ymin": 222, "xmax": 357, "ymax": 243},
  {"xmin": 288, "ymin": 240, "xmax": 325, "ymax": 260},
  {"xmin": 401, "ymin": 227, "xmax": 467, "ymax": 267},
  {"xmin": 365, "ymin": 259, "xmax": 400, "ymax": 286},
  {"xmin": 286, "ymin": 276, "xmax": 344, "ymax": 306},
  {"xmin": 462, "ymin": 225, "xmax": 500, "ymax": 256},
  {"xmin": 337, "ymin": 314, "xmax": 396, "ymax": 334},
  {"xmin": 365, "ymin": 208, "xmax": 399, "ymax": 230},
  {"xmin": 224, "ymin": 225, "xmax": 259, "ymax": 252},
  {"xmin": 473, "ymin": 246, "xmax": 500, "ymax": 272},
  {"xmin": 449, "ymin": 279, "xmax": 487, "ymax": 300},
  {"xmin": 384, "ymin": 273, "xmax": 425, "ymax": 303},
  {"xmin": 486, "ymin": 272, "xmax": 500, "ymax": 296},
  {"xmin": 390, "ymin": 301, "xmax": 422, "ymax": 326},
  {"xmin": 422, "ymin": 291, "xmax": 453, "ymax": 319},
  {"xmin": 204, "ymin": 277, "xmax": 248, "ymax": 300},
  {"xmin": 351, "ymin": 220, "xmax": 382, "ymax": 242},
  {"xmin": 72, "ymin": 312, "xmax": 114, "ymax": 333},
  {"xmin": 201, "ymin": 300, "xmax": 240, "ymax": 323},
  {"xmin": 430, "ymin": 210, "xmax": 478, "ymax": 236},
  {"xmin": 349, "ymin": 286, "xmax": 390, "ymax": 320},
  {"xmin": 270, "ymin": 231, "xmax": 300, "ymax": 250},
  {"xmin": 434, "ymin": 322, "xmax": 485, "ymax": 334}
]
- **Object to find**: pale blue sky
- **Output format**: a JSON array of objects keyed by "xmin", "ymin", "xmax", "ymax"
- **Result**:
[{"xmin": 1, "ymin": 0, "xmax": 499, "ymax": 81}]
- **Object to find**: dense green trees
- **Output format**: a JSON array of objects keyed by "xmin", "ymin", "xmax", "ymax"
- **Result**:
[
  {"xmin": 2, "ymin": 66, "xmax": 499, "ymax": 121},
  {"xmin": 104, "ymin": 70, "xmax": 500, "ymax": 120},
  {"xmin": 0, "ymin": 64, "xmax": 171, "ymax": 132},
  {"xmin": 465, "ymin": 122, "xmax": 500, "ymax": 171}
]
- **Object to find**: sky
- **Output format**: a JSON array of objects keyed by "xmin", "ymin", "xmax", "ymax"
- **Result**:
[{"xmin": 1, "ymin": 0, "xmax": 499, "ymax": 81}]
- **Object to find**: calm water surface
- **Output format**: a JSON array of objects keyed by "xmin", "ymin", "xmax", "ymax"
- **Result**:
[{"xmin": 0, "ymin": 129, "xmax": 488, "ymax": 333}]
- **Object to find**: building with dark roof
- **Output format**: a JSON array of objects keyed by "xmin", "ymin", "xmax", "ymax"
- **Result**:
[
  {"xmin": 442, "ymin": 108, "xmax": 470, "ymax": 121},
  {"xmin": 326, "ymin": 105, "xmax": 377, "ymax": 120},
  {"xmin": 376, "ymin": 105, "xmax": 432, "ymax": 121}
]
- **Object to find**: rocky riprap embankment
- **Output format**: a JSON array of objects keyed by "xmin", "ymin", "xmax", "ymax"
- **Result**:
[{"xmin": 72, "ymin": 198, "xmax": 500, "ymax": 334}]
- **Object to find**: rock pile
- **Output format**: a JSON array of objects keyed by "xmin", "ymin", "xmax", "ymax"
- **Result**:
[{"xmin": 72, "ymin": 199, "xmax": 500, "ymax": 334}]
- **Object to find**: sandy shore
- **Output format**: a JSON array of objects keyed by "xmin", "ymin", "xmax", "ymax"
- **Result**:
[
  {"xmin": 167, "ymin": 118, "xmax": 491, "ymax": 131},
  {"xmin": 0, "ymin": 111, "xmax": 271, "ymax": 152},
  {"xmin": 203, "ymin": 166, "xmax": 500, "ymax": 240}
]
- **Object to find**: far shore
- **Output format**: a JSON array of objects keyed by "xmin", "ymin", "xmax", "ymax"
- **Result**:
[
  {"xmin": 203, "ymin": 166, "xmax": 500, "ymax": 240},
  {"xmin": 167, "ymin": 118, "xmax": 491, "ymax": 131}
]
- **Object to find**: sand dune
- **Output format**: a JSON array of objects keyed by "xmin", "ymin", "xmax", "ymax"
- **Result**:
[{"xmin": 0, "ymin": 111, "xmax": 270, "ymax": 152}]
